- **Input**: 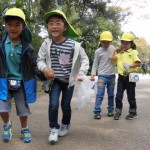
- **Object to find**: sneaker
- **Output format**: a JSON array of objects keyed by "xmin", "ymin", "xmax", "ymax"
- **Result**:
[
  {"xmin": 126, "ymin": 113, "xmax": 137, "ymax": 120},
  {"xmin": 2, "ymin": 123, "xmax": 12, "ymax": 142},
  {"xmin": 108, "ymin": 112, "xmax": 114, "ymax": 117},
  {"xmin": 94, "ymin": 113, "xmax": 101, "ymax": 119},
  {"xmin": 114, "ymin": 113, "xmax": 120, "ymax": 120},
  {"xmin": 59, "ymin": 124, "xmax": 70, "ymax": 137},
  {"xmin": 21, "ymin": 128, "xmax": 32, "ymax": 143},
  {"xmin": 49, "ymin": 128, "xmax": 58, "ymax": 145}
]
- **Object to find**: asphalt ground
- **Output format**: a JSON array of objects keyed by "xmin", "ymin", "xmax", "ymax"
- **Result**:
[{"xmin": 0, "ymin": 74, "xmax": 150, "ymax": 150}]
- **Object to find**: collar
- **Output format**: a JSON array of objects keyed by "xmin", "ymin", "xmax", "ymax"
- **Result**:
[
  {"xmin": 5, "ymin": 35, "xmax": 21, "ymax": 46},
  {"xmin": 5, "ymin": 36, "xmax": 11, "ymax": 44},
  {"xmin": 121, "ymin": 48, "xmax": 132, "ymax": 53}
]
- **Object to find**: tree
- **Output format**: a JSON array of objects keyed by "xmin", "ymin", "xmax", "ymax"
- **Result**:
[
  {"xmin": 39, "ymin": 0, "xmax": 123, "ymax": 73},
  {"xmin": 135, "ymin": 38, "xmax": 150, "ymax": 63},
  {"xmin": 0, "ymin": 0, "xmax": 10, "ymax": 41}
]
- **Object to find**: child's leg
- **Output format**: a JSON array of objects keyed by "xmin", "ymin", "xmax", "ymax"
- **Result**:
[
  {"xmin": 0, "ymin": 91, "xmax": 12, "ymax": 124},
  {"xmin": 0, "ymin": 92, "xmax": 13, "ymax": 141},
  {"xmin": 14, "ymin": 88, "xmax": 32, "ymax": 143},
  {"xmin": 19, "ymin": 116, "xmax": 28, "ymax": 128},
  {"xmin": 0, "ymin": 112, "xmax": 10, "ymax": 124}
]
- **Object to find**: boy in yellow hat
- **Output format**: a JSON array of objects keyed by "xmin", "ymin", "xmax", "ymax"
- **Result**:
[
  {"xmin": 0, "ymin": 8, "xmax": 45, "ymax": 143},
  {"xmin": 90, "ymin": 31, "xmax": 116, "ymax": 119},
  {"xmin": 37, "ymin": 10, "xmax": 89, "ymax": 144},
  {"xmin": 109, "ymin": 33, "xmax": 141, "ymax": 120}
]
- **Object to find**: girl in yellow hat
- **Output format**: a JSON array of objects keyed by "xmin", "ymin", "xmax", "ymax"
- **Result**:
[{"xmin": 109, "ymin": 33, "xmax": 141, "ymax": 120}]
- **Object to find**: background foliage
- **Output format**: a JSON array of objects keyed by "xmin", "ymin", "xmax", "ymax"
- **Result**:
[{"xmin": 1, "ymin": 0, "xmax": 150, "ymax": 73}]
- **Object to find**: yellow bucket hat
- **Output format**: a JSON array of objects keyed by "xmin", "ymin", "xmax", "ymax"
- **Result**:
[
  {"xmin": 43, "ymin": 10, "xmax": 79, "ymax": 39},
  {"xmin": 3, "ymin": 7, "xmax": 32, "ymax": 43}
]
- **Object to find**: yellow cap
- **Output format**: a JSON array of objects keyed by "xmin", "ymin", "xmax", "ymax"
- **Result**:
[
  {"xmin": 100, "ymin": 31, "xmax": 113, "ymax": 41},
  {"xmin": 121, "ymin": 33, "xmax": 134, "ymax": 41},
  {"xmin": 3, "ymin": 8, "xmax": 25, "ymax": 21},
  {"xmin": 3, "ymin": 8, "xmax": 32, "ymax": 43}
]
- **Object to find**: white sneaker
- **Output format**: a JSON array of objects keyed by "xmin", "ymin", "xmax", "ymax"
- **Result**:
[
  {"xmin": 58, "ymin": 124, "xmax": 70, "ymax": 137},
  {"xmin": 48, "ymin": 128, "xmax": 58, "ymax": 144}
]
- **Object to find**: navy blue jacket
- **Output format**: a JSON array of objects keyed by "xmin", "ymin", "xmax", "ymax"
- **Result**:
[{"xmin": 0, "ymin": 35, "xmax": 45, "ymax": 103}]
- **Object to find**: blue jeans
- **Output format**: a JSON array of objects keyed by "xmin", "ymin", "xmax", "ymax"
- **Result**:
[
  {"xmin": 49, "ymin": 79, "xmax": 74, "ymax": 129},
  {"xmin": 93, "ymin": 75, "xmax": 115, "ymax": 114}
]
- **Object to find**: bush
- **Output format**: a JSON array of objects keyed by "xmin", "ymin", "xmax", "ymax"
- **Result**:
[{"xmin": 31, "ymin": 34, "xmax": 44, "ymax": 53}]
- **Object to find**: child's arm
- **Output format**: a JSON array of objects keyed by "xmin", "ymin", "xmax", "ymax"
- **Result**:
[
  {"xmin": 30, "ymin": 47, "xmax": 46, "ymax": 81},
  {"xmin": 78, "ymin": 45, "xmax": 89, "ymax": 75},
  {"xmin": 109, "ymin": 49, "xmax": 117, "ymax": 61}
]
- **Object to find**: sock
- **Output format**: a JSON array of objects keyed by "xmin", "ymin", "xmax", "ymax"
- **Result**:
[
  {"xmin": 22, "ymin": 126, "xmax": 28, "ymax": 131},
  {"xmin": 5, "ymin": 120, "xmax": 11, "ymax": 125}
]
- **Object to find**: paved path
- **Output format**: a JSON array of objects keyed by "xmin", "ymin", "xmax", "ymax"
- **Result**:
[{"xmin": 0, "ymin": 74, "xmax": 150, "ymax": 150}]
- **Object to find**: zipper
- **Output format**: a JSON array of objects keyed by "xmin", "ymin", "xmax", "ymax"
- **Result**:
[
  {"xmin": 0, "ymin": 44, "xmax": 8, "ymax": 77},
  {"xmin": 21, "ymin": 43, "xmax": 30, "ymax": 83}
]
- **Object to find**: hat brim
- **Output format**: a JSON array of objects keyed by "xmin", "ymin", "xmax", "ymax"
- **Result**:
[
  {"xmin": 43, "ymin": 11, "xmax": 79, "ymax": 40},
  {"xmin": 3, "ymin": 23, "xmax": 32, "ymax": 43},
  {"xmin": 21, "ymin": 24, "xmax": 32, "ymax": 43}
]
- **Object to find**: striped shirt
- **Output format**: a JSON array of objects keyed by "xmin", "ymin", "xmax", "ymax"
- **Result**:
[{"xmin": 50, "ymin": 39, "xmax": 75, "ymax": 79}]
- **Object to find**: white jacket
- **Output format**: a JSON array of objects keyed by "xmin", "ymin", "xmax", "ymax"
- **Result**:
[{"xmin": 37, "ymin": 38, "xmax": 89, "ymax": 87}]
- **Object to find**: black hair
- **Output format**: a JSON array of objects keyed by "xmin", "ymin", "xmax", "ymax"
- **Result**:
[
  {"xmin": 131, "ymin": 41, "xmax": 136, "ymax": 50},
  {"xmin": 98, "ymin": 43, "xmax": 102, "ymax": 48},
  {"xmin": 47, "ymin": 14, "xmax": 68, "ymax": 37},
  {"xmin": 47, "ymin": 14, "xmax": 67, "ymax": 25},
  {"xmin": 5, "ymin": 16, "xmax": 25, "ymax": 27},
  {"xmin": 121, "ymin": 40, "xmax": 137, "ymax": 50}
]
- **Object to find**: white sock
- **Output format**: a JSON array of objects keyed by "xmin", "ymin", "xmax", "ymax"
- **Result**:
[
  {"xmin": 5, "ymin": 120, "xmax": 11, "ymax": 125},
  {"xmin": 22, "ymin": 126, "xmax": 28, "ymax": 131}
]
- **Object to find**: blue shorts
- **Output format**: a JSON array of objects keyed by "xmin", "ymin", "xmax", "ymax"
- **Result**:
[{"xmin": 0, "ymin": 87, "xmax": 31, "ymax": 116}]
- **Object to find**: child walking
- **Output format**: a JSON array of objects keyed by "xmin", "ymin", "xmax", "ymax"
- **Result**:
[
  {"xmin": 91, "ymin": 31, "xmax": 116, "ymax": 119},
  {"xmin": 37, "ymin": 10, "xmax": 89, "ymax": 144},
  {"xmin": 109, "ymin": 33, "xmax": 141, "ymax": 120},
  {"xmin": 0, "ymin": 8, "xmax": 45, "ymax": 143}
]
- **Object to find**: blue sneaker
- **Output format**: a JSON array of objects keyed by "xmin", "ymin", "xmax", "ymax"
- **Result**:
[
  {"xmin": 21, "ymin": 128, "xmax": 32, "ymax": 143},
  {"xmin": 2, "ymin": 124, "xmax": 12, "ymax": 142}
]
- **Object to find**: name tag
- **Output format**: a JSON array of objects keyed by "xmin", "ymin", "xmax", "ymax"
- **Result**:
[
  {"xmin": 129, "ymin": 73, "xmax": 139, "ymax": 82},
  {"xmin": 8, "ymin": 80, "xmax": 21, "ymax": 90}
]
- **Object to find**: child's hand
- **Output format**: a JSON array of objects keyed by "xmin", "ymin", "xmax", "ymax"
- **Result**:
[
  {"xmin": 43, "ymin": 68, "xmax": 55, "ymax": 80},
  {"xmin": 90, "ymin": 75, "xmax": 95, "ymax": 81},
  {"xmin": 123, "ymin": 63, "xmax": 132, "ymax": 70},
  {"xmin": 115, "ymin": 46, "xmax": 124, "ymax": 53},
  {"xmin": 76, "ymin": 72, "xmax": 84, "ymax": 81}
]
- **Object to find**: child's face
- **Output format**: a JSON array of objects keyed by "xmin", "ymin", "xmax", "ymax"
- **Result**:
[
  {"xmin": 121, "ymin": 41, "xmax": 131, "ymax": 50},
  {"xmin": 100, "ymin": 41, "xmax": 111, "ymax": 49},
  {"xmin": 47, "ymin": 16, "xmax": 67, "ymax": 40},
  {"xmin": 5, "ymin": 19, "xmax": 24, "ymax": 41}
]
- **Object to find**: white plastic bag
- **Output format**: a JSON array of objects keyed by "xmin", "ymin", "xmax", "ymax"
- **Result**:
[{"xmin": 76, "ymin": 75, "xmax": 96, "ymax": 110}]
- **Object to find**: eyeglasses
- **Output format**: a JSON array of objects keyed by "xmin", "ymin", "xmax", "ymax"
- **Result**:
[{"xmin": 47, "ymin": 22, "xmax": 64, "ymax": 27}]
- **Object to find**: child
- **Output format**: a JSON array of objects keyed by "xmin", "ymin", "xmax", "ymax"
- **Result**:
[
  {"xmin": 91, "ymin": 31, "xmax": 116, "ymax": 119},
  {"xmin": 109, "ymin": 33, "xmax": 141, "ymax": 120},
  {"xmin": 37, "ymin": 10, "xmax": 89, "ymax": 144},
  {"xmin": 0, "ymin": 8, "xmax": 45, "ymax": 143}
]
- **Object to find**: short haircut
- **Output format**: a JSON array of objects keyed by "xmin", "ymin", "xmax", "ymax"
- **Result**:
[
  {"xmin": 47, "ymin": 14, "xmax": 67, "ymax": 25},
  {"xmin": 5, "ymin": 16, "xmax": 25, "ymax": 26}
]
